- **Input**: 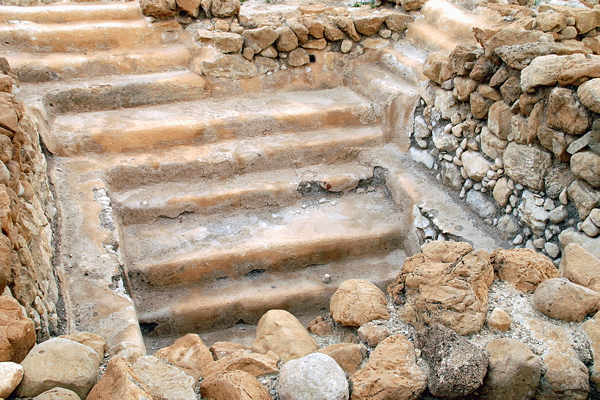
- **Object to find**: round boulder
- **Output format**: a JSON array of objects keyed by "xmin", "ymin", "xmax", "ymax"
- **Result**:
[{"xmin": 330, "ymin": 279, "xmax": 389, "ymax": 327}]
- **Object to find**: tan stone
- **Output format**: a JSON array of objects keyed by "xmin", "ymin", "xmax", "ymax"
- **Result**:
[
  {"xmin": 388, "ymin": 242, "xmax": 493, "ymax": 335},
  {"xmin": 470, "ymin": 57, "xmax": 497, "ymax": 83},
  {"xmin": 480, "ymin": 338, "xmax": 541, "ymax": 400},
  {"xmin": 503, "ymin": 143, "xmax": 552, "ymax": 191},
  {"xmin": 330, "ymin": 279, "xmax": 389, "ymax": 327},
  {"xmin": 59, "ymin": 332, "xmax": 107, "ymax": 359},
  {"xmin": 209, "ymin": 341, "xmax": 251, "ymax": 360},
  {"xmin": 487, "ymin": 307, "xmax": 511, "ymax": 331},
  {"xmin": 422, "ymin": 51, "xmax": 451, "ymax": 85},
  {"xmin": 133, "ymin": 356, "xmax": 196, "ymax": 400},
  {"xmin": 242, "ymin": 27, "xmax": 279, "ymax": 53},
  {"xmin": 533, "ymin": 277, "xmax": 600, "ymax": 321},
  {"xmin": 287, "ymin": 48, "xmax": 310, "ymax": 67},
  {"xmin": 350, "ymin": 334, "xmax": 426, "ymax": 400},
  {"xmin": 307, "ymin": 316, "xmax": 333, "ymax": 336},
  {"xmin": 578, "ymin": 78, "xmax": 600, "ymax": 114},
  {"xmin": 87, "ymin": 356, "xmax": 152, "ymax": 400},
  {"xmin": 333, "ymin": 16, "xmax": 361, "ymax": 42},
  {"xmin": 448, "ymin": 44, "xmax": 482, "ymax": 77},
  {"xmin": 470, "ymin": 92, "xmax": 491, "ymax": 120},
  {"xmin": 480, "ymin": 126, "xmax": 508, "ymax": 160},
  {"xmin": 0, "ymin": 296, "xmax": 35, "ymax": 363},
  {"xmin": 34, "ymin": 387, "xmax": 82, "ymax": 400},
  {"xmin": 200, "ymin": 370, "xmax": 271, "ymax": 400},
  {"xmin": 540, "ymin": 4, "xmax": 600, "ymax": 34},
  {"xmin": 176, "ymin": 0, "xmax": 200, "ymax": 16},
  {"xmin": 537, "ymin": 11, "xmax": 568, "ymax": 32},
  {"xmin": 287, "ymin": 20, "xmax": 309, "ymax": 43},
  {"xmin": 492, "ymin": 177, "xmax": 511, "ymax": 208},
  {"xmin": 199, "ymin": 54, "xmax": 257, "ymax": 79},
  {"xmin": 488, "ymin": 101, "xmax": 511, "ymax": 140},
  {"xmin": 318, "ymin": 343, "xmax": 366, "ymax": 375},
  {"xmin": 0, "ymin": 361, "xmax": 23, "ymax": 399},
  {"xmin": 491, "ymin": 248, "xmax": 558, "ymax": 293},
  {"xmin": 140, "ymin": 0, "xmax": 176, "ymax": 19},
  {"xmin": 484, "ymin": 27, "xmax": 551, "ymax": 58},
  {"xmin": 357, "ymin": 324, "xmax": 390, "ymax": 347},
  {"xmin": 520, "ymin": 54, "xmax": 584, "ymax": 92},
  {"xmin": 571, "ymin": 151, "xmax": 600, "ymax": 188},
  {"xmin": 301, "ymin": 38, "xmax": 327, "ymax": 50},
  {"xmin": 204, "ymin": 349, "xmax": 278, "ymax": 377},
  {"xmin": 110, "ymin": 341, "xmax": 144, "ymax": 364},
  {"xmin": 453, "ymin": 77, "xmax": 478, "ymax": 101},
  {"xmin": 560, "ymin": 243, "xmax": 600, "ymax": 292},
  {"xmin": 383, "ymin": 11, "xmax": 413, "ymax": 32},
  {"xmin": 0, "ymin": 96, "xmax": 18, "ymax": 135},
  {"xmin": 568, "ymin": 179, "xmax": 600, "ymax": 220},
  {"xmin": 547, "ymin": 87, "xmax": 590, "ymax": 136},
  {"xmin": 252, "ymin": 310, "xmax": 317, "ymax": 362},
  {"xmin": 461, "ymin": 151, "xmax": 491, "ymax": 181},
  {"xmin": 211, "ymin": 0, "xmax": 239, "ymax": 18},
  {"xmin": 582, "ymin": 314, "xmax": 600, "ymax": 386},
  {"xmin": 352, "ymin": 13, "xmax": 385, "ymax": 36},
  {"xmin": 275, "ymin": 27, "xmax": 298, "ymax": 52},
  {"xmin": 323, "ymin": 22, "xmax": 343, "ymax": 41},
  {"xmin": 154, "ymin": 333, "xmax": 214, "ymax": 378}
]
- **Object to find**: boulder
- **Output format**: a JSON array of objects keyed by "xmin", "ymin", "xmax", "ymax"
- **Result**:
[
  {"xmin": 176, "ymin": 0, "xmax": 200, "ymax": 16},
  {"xmin": 461, "ymin": 151, "xmax": 491, "ymax": 181},
  {"xmin": 0, "ymin": 295, "xmax": 35, "ymax": 363},
  {"xmin": 352, "ymin": 13, "xmax": 385, "ymax": 36},
  {"xmin": 300, "ymin": 17, "xmax": 324, "ymax": 39},
  {"xmin": 198, "ymin": 54, "xmax": 257, "ymax": 79},
  {"xmin": 547, "ymin": 87, "xmax": 590, "ymax": 136},
  {"xmin": 323, "ymin": 22, "xmax": 344, "ymax": 41},
  {"xmin": 416, "ymin": 325, "xmax": 488, "ymax": 398},
  {"xmin": 209, "ymin": 341, "xmax": 251, "ymax": 360},
  {"xmin": 242, "ymin": 27, "xmax": 279, "ymax": 53},
  {"xmin": 568, "ymin": 179, "xmax": 600, "ymax": 220},
  {"xmin": 536, "ymin": 11, "xmax": 567, "ymax": 32},
  {"xmin": 484, "ymin": 27, "xmax": 550, "ymax": 58},
  {"xmin": 422, "ymin": 51, "xmax": 451, "ymax": 85},
  {"xmin": 518, "ymin": 190, "xmax": 549, "ymax": 236},
  {"xmin": 492, "ymin": 177, "xmax": 511, "ymax": 208},
  {"xmin": 470, "ymin": 92, "xmax": 492, "ymax": 120},
  {"xmin": 287, "ymin": 48, "xmax": 310, "ymax": 67},
  {"xmin": 133, "ymin": 356, "xmax": 196, "ymax": 400},
  {"xmin": 0, "ymin": 361, "xmax": 23, "ymax": 398},
  {"xmin": 330, "ymin": 279, "xmax": 389, "ymax": 327},
  {"xmin": 34, "ymin": 388, "xmax": 82, "ymax": 400},
  {"xmin": 333, "ymin": 16, "xmax": 361, "ymax": 42},
  {"xmin": 387, "ymin": 241, "xmax": 493, "ymax": 335},
  {"xmin": 491, "ymin": 248, "xmax": 558, "ymax": 293},
  {"xmin": 560, "ymin": 243, "xmax": 600, "ymax": 292},
  {"xmin": 317, "ymin": 343, "xmax": 366, "ymax": 375},
  {"xmin": 200, "ymin": 370, "xmax": 271, "ymax": 400},
  {"xmin": 503, "ymin": 143, "xmax": 551, "ymax": 191},
  {"xmin": 278, "ymin": 353, "xmax": 348, "ymax": 400},
  {"xmin": 153, "ymin": 333, "xmax": 214, "ymax": 379},
  {"xmin": 383, "ymin": 11, "xmax": 413, "ymax": 32},
  {"xmin": 470, "ymin": 56, "xmax": 497, "ymax": 83},
  {"xmin": 350, "ymin": 334, "xmax": 427, "ymax": 400},
  {"xmin": 571, "ymin": 151, "xmax": 600, "ymax": 188},
  {"xmin": 357, "ymin": 324, "xmax": 390, "ymax": 347},
  {"xmin": 16, "ymin": 338, "xmax": 101, "ymax": 399},
  {"xmin": 59, "ymin": 332, "xmax": 107, "ymax": 359},
  {"xmin": 480, "ymin": 126, "xmax": 508, "ymax": 160},
  {"xmin": 532, "ymin": 277, "xmax": 600, "ymax": 321},
  {"xmin": 466, "ymin": 189, "xmax": 498, "ymax": 220},
  {"xmin": 110, "ymin": 341, "xmax": 144, "ymax": 365},
  {"xmin": 275, "ymin": 27, "xmax": 298, "ymax": 52},
  {"xmin": 480, "ymin": 338, "xmax": 541, "ymax": 400},
  {"xmin": 203, "ymin": 349, "xmax": 278, "ymax": 377},
  {"xmin": 140, "ymin": 0, "xmax": 176, "ymax": 18},
  {"xmin": 87, "ymin": 356, "xmax": 151, "ymax": 400},
  {"xmin": 252, "ymin": 310, "xmax": 317, "ymax": 362},
  {"xmin": 211, "ymin": 0, "xmax": 239, "ymax": 18},
  {"xmin": 578, "ymin": 78, "xmax": 600, "ymax": 114},
  {"xmin": 194, "ymin": 30, "xmax": 244, "ymax": 53},
  {"xmin": 582, "ymin": 313, "xmax": 600, "ymax": 387}
]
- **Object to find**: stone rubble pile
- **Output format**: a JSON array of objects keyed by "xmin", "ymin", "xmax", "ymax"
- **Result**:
[
  {"xmin": 0, "ymin": 241, "xmax": 599, "ymax": 399},
  {"xmin": 415, "ymin": 2, "xmax": 600, "ymax": 263}
]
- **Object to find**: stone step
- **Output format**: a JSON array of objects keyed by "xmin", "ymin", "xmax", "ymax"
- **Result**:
[
  {"xmin": 135, "ymin": 250, "xmax": 407, "ymax": 336},
  {"xmin": 377, "ymin": 42, "xmax": 428, "ymax": 84},
  {"xmin": 124, "ymin": 187, "xmax": 404, "ymax": 289},
  {"xmin": 5, "ymin": 45, "xmax": 193, "ymax": 82},
  {"xmin": 102, "ymin": 125, "xmax": 383, "ymax": 192},
  {"xmin": 0, "ymin": 19, "xmax": 169, "ymax": 53},
  {"xmin": 47, "ymin": 87, "xmax": 374, "ymax": 156},
  {"xmin": 0, "ymin": 2, "xmax": 143, "ymax": 24},
  {"xmin": 113, "ymin": 162, "xmax": 374, "ymax": 225}
]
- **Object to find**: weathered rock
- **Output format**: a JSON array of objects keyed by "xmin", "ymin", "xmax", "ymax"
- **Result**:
[
  {"xmin": 470, "ymin": 56, "xmax": 497, "ymax": 83},
  {"xmin": 398, "ymin": 0, "xmax": 425, "ymax": 11},
  {"xmin": 154, "ymin": 333, "xmax": 214, "ymax": 379},
  {"xmin": 199, "ymin": 54, "xmax": 257, "ymax": 79},
  {"xmin": 511, "ymin": 114, "xmax": 535, "ymax": 144},
  {"xmin": 287, "ymin": 20, "xmax": 309, "ymax": 43},
  {"xmin": 466, "ymin": 189, "xmax": 498, "ymax": 220},
  {"xmin": 504, "ymin": 143, "xmax": 551, "ymax": 191},
  {"xmin": 34, "ymin": 387, "xmax": 82, "ymax": 400},
  {"xmin": 487, "ymin": 307, "xmax": 511, "ymax": 332},
  {"xmin": 140, "ymin": 0, "xmax": 176, "ymax": 18},
  {"xmin": 497, "ymin": 214, "xmax": 520, "ymax": 240},
  {"xmin": 333, "ymin": 16, "xmax": 361, "ymax": 41},
  {"xmin": 447, "ymin": 44, "xmax": 482, "ymax": 76},
  {"xmin": 0, "ymin": 296, "xmax": 35, "ymax": 363},
  {"xmin": 547, "ymin": 87, "xmax": 590, "ymax": 136},
  {"xmin": 301, "ymin": 38, "xmax": 327, "ymax": 50},
  {"xmin": 330, "ymin": 279, "xmax": 389, "ymax": 327},
  {"xmin": 480, "ymin": 126, "xmax": 508, "ymax": 160},
  {"xmin": 287, "ymin": 48, "xmax": 310, "ymax": 67},
  {"xmin": 210, "ymin": 341, "xmax": 251, "ymax": 360},
  {"xmin": 571, "ymin": 151, "xmax": 600, "ymax": 188},
  {"xmin": 521, "ymin": 54, "xmax": 600, "ymax": 92},
  {"xmin": 416, "ymin": 325, "xmax": 488, "ymax": 398},
  {"xmin": 491, "ymin": 248, "xmax": 558, "ymax": 293},
  {"xmin": 300, "ymin": 17, "xmax": 324, "ymax": 39},
  {"xmin": 528, "ymin": 319, "xmax": 589, "ymax": 399},
  {"xmin": 0, "ymin": 361, "xmax": 23, "ymax": 398},
  {"xmin": 453, "ymin": 77, "xmax": 478, "ymax": 101},
  {"xmin": 546, "ymin": 162, "xmax": 576, "ymax": 198},
  {"xmin": 537, "ymin": 11, "xmax": 567, "ymax": 32},
  {"xmin": 252, "ymin": 310, "xmax": 317, "ymax": 362},
  {"xmin": 500, "ymin": 75, "xmax": 521, "ymax": 104},
  {"xmin": 383, "ymin": 11, "xmax": 413, "ymax": 32},
  {"xmin": 357, "ymin": 324, "xmax": 390, "ymax": 347},
  {"xmin": 351, "ymin": 334, "xmax": 427, "ymax": 400},
  {"xmin": 323, "ymin": 22, "xmax": 344, "ymax": 41},
  {"xmin": 87, "ymin": 356, "xmax": 151, "ymax": 400},
  {"xmin": 492, "ymin": 177, "xmax": 511, "ymax": 207},
  {"xmin": 578, "ymin": 78, "xmax": 600, "ymax": 114},
  {"xmin": 432, "ymin": 129, "xmax": 459, "ymax": 153},
  {"xmin": 488, "ymin": 101, "xmax": 512, "ymax": 140},
  {"xmin": 461, "ymin": 151, "xmax": 491, "ymax": 181},
  {"xmin": 568, "ymin": 179, "xmax": 600, "ymax": 220},
  {"xmin": 422, "ymin": 51, "xmax": 451, "ymax": 85},
  {"xmin": 480, "ymin": 338, "xmax": 541, "ymax": 400},
  {"xmin": 278, "ymin": 353, "xmax": 348, "ymax": 400},
  {"xmin": 195, "ymin": 30, "xmax": 244, "ymax": 53},
  {"xmin": 440, "ymin": 161, "xmax": 464, "ymax": 191},
  {"xmin": 559, "ymin": 228, "xmax": 600, "ymax": 259},
  {"xmin": 307, "ymin": 316, "xmax": 333, "ymax": 336},
  {"xmin": 176, "ymin": 0, "xmax": 200, "ymax": 16},
  {"xmin": 275, "ymin": 27, "xmax": 298, "ymax": 53},
  {"xmin": 434, "ymin": 87, "xmax": 459, "ymax": 120},
  {"xmin": 59, "ymin": 332, "xmax": 107, "ymax": 359},
  {"xmin": 16, "ymin": 338, "xmax": 101, "ymax": 399},
  {"xmin": 533, "ymin": 277, "xmax": 600, "ymax": 321},
  {"xmin": 484, "ymin": 27, "xmax": 550, "ymax": 58},
  {"xmin": 317, "ymin": 343, "xmax": 366, "ymax": 375},
  {"xmin": 470, "ymin": 92, "xmax": 491, "ymax": 120},
  {"xmin": 204, "ymin": 349, "xmax": 278, "ymax": 377},
  {"xmin": 560, "ymin": 243, "xmax": 600, "ymax": 292},
  {"xmin": 352, "ymin": 13, "xmax": 385, "ymax": 36},
  {"xmin": 110, "ymin": 341, "xmax": 144, "ymax": 365},
  {"xmin": 211, "ymin": 0, "xmax": 239, "ymax": 18},
  {"xmin": 582, "ymin": 313, "xmax": 600, "ymax": 387},
  {"xmin": 242, "ymin": 27, "xmax": 279, "ymax": 53},
  {"xmin": 200, "ymin": 370, "xmax": 271, "ymax": 400},
  {"xmin": 388, "ymin": 241, "xmax": 493, "ymax": 335},
  {"xmin": 519, "ymin": 190, "xmax": 549, "ymax": 235},
  {"xmin": 133, "ymin": 356, "xmax": 196, "ymax": 400}
]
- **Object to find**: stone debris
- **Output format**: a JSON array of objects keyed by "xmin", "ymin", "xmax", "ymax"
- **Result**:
[{"xmin": 153, "ymin": 333, "xmax": 214, "ymax": 379}]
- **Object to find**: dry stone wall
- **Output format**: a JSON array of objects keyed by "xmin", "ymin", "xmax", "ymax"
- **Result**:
[
  {"xmin": 0, "ymin": 59, "xmax": 58, "ymax": 342},
  {"xmin": 415, "ymin": 4, "xmax": 600, "ymax": 262}
]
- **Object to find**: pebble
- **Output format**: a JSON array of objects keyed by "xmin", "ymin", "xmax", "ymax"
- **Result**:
[
  {"xmin": 559, "ymin": 189, "xmax": 569, "ymax": 205},
  {"xmin": 322, "ymin": 274, "xmax": 332, "ymax": 284},
  {"xmin": 513, "ymin": 234, "xmax": 524, "ymax": 245},
  {"xmin": 318, "ymin": 198, "xmax": 326, "ymax": 204},
  {"xmin": 330, "ymin": 201, "xmax": 337, "ymax": 206},
  {"xmin": 533, "ymin": 238, "xmax": 546, "ymax": 249},
  {"xmin": 474, "ymin": 182, "xmax": 482, "ymax": 191},
  {"xmin": 544, "ymin": 198, "xmax": 555, "ymax": 211},
  {"xmin": 545, "ymin": 242, "xmax": 560, "ymax": 258}
]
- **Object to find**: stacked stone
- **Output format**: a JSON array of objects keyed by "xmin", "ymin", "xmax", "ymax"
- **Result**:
[
  {"xmin": 417, "ymin": 4, "xmax": 600, "ymax": 262},
  {"xmin": 0, "ymin": 59, "xmax": 58, "ymax": 342}
]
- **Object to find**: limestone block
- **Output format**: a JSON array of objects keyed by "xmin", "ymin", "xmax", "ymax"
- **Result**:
[
  {"xmin": 317, "ymin": 343, "xmax": 366, "ymax": 375},
  {"xmin": 488, "ymin": 101, "xmax": 512, "ymax": 140},
  {"xmin": 470, "ymin": 92, "xmax": 491, "ymax": 120},
  {"xmin": 0, "ymin": 295, "xmax": 35, "ymax": 363},
  {"xmin": 504, "ymin": 142, "xmax": 551, "ymax": 191},
  {"xmin": 242, "ymin": 27, "xmax": 279, "ymax": 53},
  {"xmin": 330, "ymin": 279, "xmax": 389, "ymax": 327},
  {"xmin": 275, "ymin": 27, "xmax": 298, "ymax": 52},
  {"xmin": 209, "ymin": 341, "xmax": 250, "ymax": 360},
  {"xmin": 154, "ymin": 333, "xmax": 214, "ymax": 378},
  {"xmin": 568, "ymin": 179, "xmax": 600, "ymax": 220},
  {"xmin": 198, "ymin": 54, "xmax": 257, "ymax": 79},
  {"xmin": 560, "ymin": 243, "xmax": 600, "ymax": 292},
  {"xmin": 582, "ymin": 314, "xmax": 600, "ymax": 386},
  {"xmin": 461, "ymin": 151, "xmax": 491, "ymax": 181},
  {"xmin": 200, "ymin": 370, "xmax": 271, "ymax": 400},
  {"xmin": 547, "ymin": 87, "xmax": 590, "ymax": 136},
  {"xmin": 483, "ymin": 27, "xmax": 550, "ymax": 58},
  {"xmin": 333, "ymin": 16, "xmax": 361, "ymax": 42},
  {"xmin": 287, "ymin": 48, "xmax": 310, "ymax": 67},
  {"xmin": 533, "ymin": 277, "xmax": 600, "ymax": 321},
  {"xmin": 34, "ymin": 388, "xmax": 81, "ymax": 400},
  {"xmin": 133, "ymin": 356, "xmax": 196, "ymax": 400},
  {"xmin": 357, "ymin": 324, "xmax": 390, "ymax": 347},
  {"xmin": 0, "ymin": 361, "xmax": 23, "ymax": 398},
  {"xmin": 491, "ymin": 248, "xmax": 559, "ymax": 293},
  {"xmin": 352, "ymin": 13, "xmax": 385, "ymax": 36},
  {"xmin": 422, "ymin": 50, "xmax": 451, "ymax": 85},
  {"xmin": 480, "ymin": 126, "xmax": 508, "ymax": 160},
  {"xmin": 278, "ymin": 353, "xmax": 348, "ymax": 400},
  {"xmin": 466, "ymin": 190, "xmax": 498, "ymax": 220},
  {"xmin": 300, "ymin": 17, "xmax": 324, "ymax": 39},
  {"xmin": 571, "ymin": 151, "xmax": 600, "ymax": 188},
  {"xmin": 323, "ymin": 22, "xmax": 344, "ymax": 41},
  {"xmin": 59, "ymin": 332, "xmax": 107, "ymax": 359},
  {"xmin": 536, "ymin": 11, "xmax": 567, "ymax": 32},
  {"xmin": 519, "ymin": 190, "xmax": 550, "ymax": 235},
  {"xmin": 87, "ymin": 356, "xmax": 151, "ymax": 400},
  {"xmin": 383, "ymin": 11, "xmax": 413, "ymax": 32},
  {"xmin": 211, "ymin": 0, "xmax": 239, "ymax": 18}
]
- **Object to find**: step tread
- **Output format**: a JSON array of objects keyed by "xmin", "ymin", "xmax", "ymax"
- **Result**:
[
  {"xmin": 0, "ymin": 2, "xmax": 143, "ymax": 24},
  {"xmin": 113, "ymin": 162, "xmax": 374, "ymax": 224},
  {"xmin": 124, "ymin": 188, "xmax": 403, "ymax": 286}
]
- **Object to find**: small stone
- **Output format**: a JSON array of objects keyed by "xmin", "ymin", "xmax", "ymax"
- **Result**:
[
  {"xmin": 582, "ymin": 217, "xmax": 600, "ymax": 237},
  {"xmin": 0, "ymin": 362, "xmax": 23, "ymax": 398},
  {"xmin": 533, "ymin": 277, "xmax": 600, "ymax": 322},
  {"xmin": 34, "ymin": 387, "xmax": 82, "ymax": 400},
  {"xmin": 357, "ymin": 324, "xmax": 390, "ymax": 347},
  {"xmin": 330, "ymin": 279, "xmax": 389, "ymax": 327},
  {"xmin": 545, "ymin": 242, "xmax": 560, "ymax": 258},
  {"xmin": 487, "ymin": 307, "xmax": 511, "ymax": 331},
  {"xmin": 317, "ymin": 343, "xmax": 366, "ymax": 375},
  {"xmin": 278, "ymin": 353, "xmax": 348, "ymax": 400}
]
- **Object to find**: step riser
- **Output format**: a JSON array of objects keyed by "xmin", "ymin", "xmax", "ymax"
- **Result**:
[
  {"xmin": 6, "ymin": 47, "xmax": 192, "ymax": 83},
  {"xmin": 105, "ymin": 129, "xmax": 382, "ymax": 192},
  {"xmin": 0, "ymin": 22, "xmax": 169, "ymax": 53},
  {"xmin": 128, "ymin": 231, "xmax": 402, "ymax": 288},
  {"xmin": 0, "ymin": 3, "xmax": 142, "ymax": 24}
]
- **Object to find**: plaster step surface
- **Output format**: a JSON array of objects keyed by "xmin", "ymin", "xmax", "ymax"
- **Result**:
[
  {"xmin": 0, "ymin": 2, "xmax": 143, "ymax": 24},
  {"xmin": 124, "ymin": 187, "xmax": 403, "ymax": 289},
  {"xmin": 135, "ymin": 250, "xmax": 407, "ymax": 336},
  {"xmin": 113, "ymin": 162, "xmax": 374, "ymax": 225},
  {"xmin": 5, "ymin": 45, "xmax": 193, "ymax": 82},
  {"xmin": 0, "ymin": 19, "xmax": 168, "ymax": 53},
  {"xmin": 47, "ymin": 87, "xmax": 374, "ymax": 156}
]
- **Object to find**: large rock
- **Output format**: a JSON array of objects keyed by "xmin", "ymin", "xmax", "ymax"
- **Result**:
[
  {"xmin": 547, "ymin": 87, "xmax": 590, "ymax": 136},
  {"xmin": 568, "ymin": 179, "xmax": 600, "ymax": 220},
  {"xmin": 211, "ymin": 0, "xmax": 239, "ymax": 18},
  {"xmin": 58, "ymin": 332, "xmax": 107, "ymax": 359},
  {"xmin": 252, "ymin": 310, "xmax": 317, "ymax": 362},
  {"xmin": 278, "ymin": 353, "xmax": 348, "ymax": 400},
  {"xmin": 0, "ymin": 295, "xmax": 35, "ymax": 363},
  {"xmin": 480, "ymin": 338, "xmax": 541, "ymax": 400},
  {"xmin": 533, "ymin": 277, "xmax": 600, "ymax": 321},
  {"xmin": 383, "ymin": 11, "xmax": 414, "ymax": 31},
  {"xmin": 350, "ymin": 334, "xmax": 426, "ymax": 400},
  {"xmin": 483, "ymin": 27, "xmax": 551, "ymax": 58},
  {"xmin": 275, "ymin": 27, "xmax": 298, "ymax": 52},
  {"xmin": 578, "ymin": 78, "xmax": 600, "ymax": 114},
  {"xmin": 287, "ymin": 48, "xmax": 310, "ymax": 67},
  {"xmin": 0, "ymin": 361, "xmax": 23, "ymax": 398},
  {"xmin": 491, "ymin": 248, "xmax": 558, "ymax": 293},
  {"xmin": 242, "ymin": 27, "xmax": 279, "ymax": 53},
  {"xmin": 317, "ymin": 343, "xmax": 366, "ymax": 375},
  {"xmin": 16, "ymin": 338, "xmax": 101, "ymax": 399},
  {"xmin": 480, "ymin": 126, "xmax": 508, "ymax": 160},
  {"xmin": 521, "ymin": 54, "xmax": 586, "ymax": 92},
  {"xmin": 204, "ymin": 349, "xmax": 278, "ymax": 377},
  {"xmin": 503, "ymin": 143, "xmax": 551, "ymax": 191},
  {"xmin": 461, "ymin": 151, "xmax": 491, "ymax": 181},
  {"xmin": 351, "ymin": 13, "xmax": 385, "ymax": 36},
  {"xmin": 571, "ymin": 151, "xmax": 600, "ymax": 188},
  {"xmin": 387, "ymin": 241, "xmax": 493, "ymax": 335},
  {"xmin": 133, "ymin": 356, "xmax": 196, "ymax": 400},
  {"xmin": 582, "ymin": 313, "xmax": 600, "ymax": 387},
  {"xmin": 488, "ymin": 101, "xmax": 512, "ymax": 140},
  {"xmin": 153, "ymin": 333, "xmax": 214, "ymax": 379},
  {"xmin": 422, "ymin": 51, "xmax": 451, "ymax": 85},
  {"xmin": 333, "ymin": 16, "xmax": 361, "ymax": 42},
  {"xmin": 210, "ymin": 341, "xmax": 251, "ymax": 360},
  {"xmin": 34, "ymin": 388, "xmax": 82, "ymax": 400},
  {"xmin": 416, "ymin": 325, "xmax": 488, "ymax": 398},
  {"xmin": 330, "ymin": 279, "xmax": 389, "ymax": 327},
  {"xmin": 518, "ymin": 190, "xmax": 549, "ymax": 236},
  {"xmin": 198, "ymin": 54, "xmax": 257, "ymax": 79},
  {"xmin": 87, "ymin": 356, "xmax": 151, "ymax": 400},
  {"xmin": 200, "ymin": 370, "xmax": 271, "ymax": 400},
  {"xmin": 466, "ymin": 189, "xmax": 498, "ymax": 220},
  {"xmin": 528, "ymin": 319, "xmax": 589, "ymax": 399},
  {"xmin": 140, "ymin": 0, "xmax": 176, "ymax": 18},
  {"xmin": 194, "ymin": 30, "xmax": 244, "ymax": 53},
  {"xmin": 560, "ymin": 243, "xmax": 600, "ymax": 292}
]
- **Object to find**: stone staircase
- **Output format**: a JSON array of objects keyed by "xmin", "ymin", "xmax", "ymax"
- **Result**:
[{"xmin": 1, "ymin": 0, "xmax": 503, "ymax": 350}]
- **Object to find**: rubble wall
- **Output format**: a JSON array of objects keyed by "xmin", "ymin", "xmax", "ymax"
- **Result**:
[{"xmin": 0, "ymin": 59, "xmax": 58, "ymax": 341}]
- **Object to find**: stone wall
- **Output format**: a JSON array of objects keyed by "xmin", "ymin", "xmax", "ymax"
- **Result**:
[
  {"xmin": 0, "ymin": 59, "xmax": 58, "ymax": 341},
  {"xmin": 414, "ymin": 3, "xmax": 600, "ymax": 263}
]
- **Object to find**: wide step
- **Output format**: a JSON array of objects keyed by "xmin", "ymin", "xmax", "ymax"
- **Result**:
[
  {"xmin": 48, "ymin": 88, "xmax": 374, "ymax": 156},
  {"xmin": 0, "ymin": 2, "xmax": 143, "ymax": 24},
  {"xmin": 124, "ymin": 188, "xmax": 403, "ymax": 288}
]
